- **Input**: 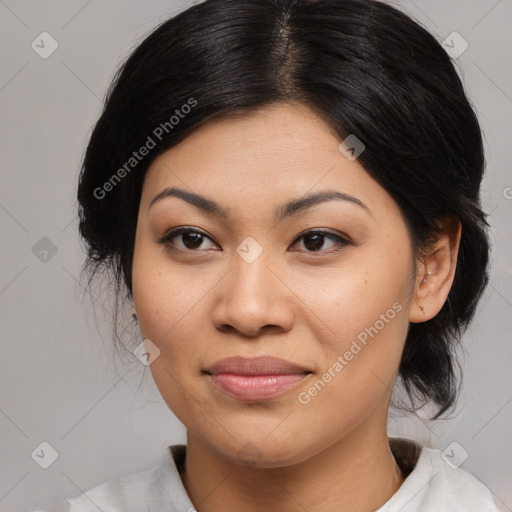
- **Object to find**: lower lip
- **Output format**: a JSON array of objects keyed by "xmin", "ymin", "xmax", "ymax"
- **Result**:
[{"xmin": 209, "ymin": 373, "xmax": 308, "ymax": 401}]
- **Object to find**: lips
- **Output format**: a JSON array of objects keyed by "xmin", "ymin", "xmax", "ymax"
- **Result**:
[{"xmin": 203, "ymin": 356, "xmax": 312, "ymax": 401}]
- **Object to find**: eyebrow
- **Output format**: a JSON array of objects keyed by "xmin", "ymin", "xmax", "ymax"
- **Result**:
[{"xmin": 148, "ymin": 186, "xmax": 370, "ymax": 222}]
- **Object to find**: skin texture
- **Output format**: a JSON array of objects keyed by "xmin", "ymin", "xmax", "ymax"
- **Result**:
[{"xmin": 131, "ymin": 102, "xmax": 461, "ymax": 512}]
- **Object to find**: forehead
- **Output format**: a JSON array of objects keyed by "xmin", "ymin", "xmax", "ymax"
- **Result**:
[{"xmin": 140, "ymin": 102, "xmax": 397, "ymax": 223}]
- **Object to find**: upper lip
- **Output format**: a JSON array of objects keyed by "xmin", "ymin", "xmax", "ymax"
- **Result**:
[{"xmin": 203, "ymin": 356, "xmax": 312, "ymax": 376}]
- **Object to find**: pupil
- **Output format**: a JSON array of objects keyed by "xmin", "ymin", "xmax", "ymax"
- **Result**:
[
  {"xmin": 304, "ymin": 234, "xmax": 323, "ymax": 251},
  {"xmin": 183, "ymin": 232, "xmax": 203, "ymax": 249}
]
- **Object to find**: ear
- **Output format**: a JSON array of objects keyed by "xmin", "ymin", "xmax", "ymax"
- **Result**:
[{"xmin": 409, "ymin": 216, "xmax": 462, "ymax": 323}]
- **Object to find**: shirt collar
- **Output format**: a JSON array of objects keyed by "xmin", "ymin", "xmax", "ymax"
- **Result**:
[{"xmin": 149, "ymin": 444, "xmax": 195, "ymax": 512}]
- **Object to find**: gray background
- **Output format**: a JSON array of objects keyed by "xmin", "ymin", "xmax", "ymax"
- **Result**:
[{"xmin": 0, "ymin": 0, "xmax": 511, "ymax": 510}]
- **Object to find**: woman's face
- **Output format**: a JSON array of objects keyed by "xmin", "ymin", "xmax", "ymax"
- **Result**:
[{"xmin": 132, "ymin": 102, "xmax": 419, "ymax": 467}]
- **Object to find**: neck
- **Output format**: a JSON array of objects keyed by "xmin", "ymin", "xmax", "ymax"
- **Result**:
[{"xmin": 180, "ymin": 422, "xmax": 404, "ymax": 512}]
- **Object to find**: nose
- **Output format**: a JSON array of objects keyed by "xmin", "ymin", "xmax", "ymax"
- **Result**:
[{"xmin": 211, "ymin": 250, "xmax": 295, "ymax": 338}]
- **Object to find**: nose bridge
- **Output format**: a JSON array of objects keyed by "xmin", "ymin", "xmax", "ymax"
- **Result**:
[
  {"xmin": 229, "ymin": 239, "xmax": 275, "ymax": 308},
  {"xmin": 212, "ymin": 237, "xmax": 294, "ymax": 336}
]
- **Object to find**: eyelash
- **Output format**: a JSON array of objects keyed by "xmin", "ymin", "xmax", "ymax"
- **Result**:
[{"xmin": 157, "ymin": 226, "xmax": 351, "ymax": 255}]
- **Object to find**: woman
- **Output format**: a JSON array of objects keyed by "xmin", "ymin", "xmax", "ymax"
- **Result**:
[{"xmin": 47, "ymin": 0, "xmax": 498, "ymax": 510}]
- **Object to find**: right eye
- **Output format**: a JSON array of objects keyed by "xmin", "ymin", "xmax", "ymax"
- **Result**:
[{"xmin": 157, "ymin": 227, "xmax": 219, "ymax": 252}]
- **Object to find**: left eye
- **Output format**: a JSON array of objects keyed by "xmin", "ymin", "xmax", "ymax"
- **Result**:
[
  {"xmin": 291, "ymin": 230, "xmax": 351, "ymax": 253},
  {"xmin": 158, "ymin": 227, "xmax": 350, "ymax": 253}
]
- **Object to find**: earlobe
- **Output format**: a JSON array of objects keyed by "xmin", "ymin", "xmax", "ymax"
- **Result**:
[{"xmin": 409, "ymin": 217, "xmax": 462, "ymax": 323}]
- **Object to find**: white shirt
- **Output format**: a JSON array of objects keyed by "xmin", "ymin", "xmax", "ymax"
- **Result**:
[{"xmin": 31, "ymin": 437, "xmax": 499, "ymax": 512}]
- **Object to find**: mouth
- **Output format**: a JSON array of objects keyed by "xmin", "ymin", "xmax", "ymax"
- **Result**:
[{"xmin": 203, "ymin": 355, "xmax": 313, "ymax": 401}]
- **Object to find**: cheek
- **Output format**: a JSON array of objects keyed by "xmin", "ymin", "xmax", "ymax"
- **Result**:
[
  {"xmin": 131, "ymin": 247, "xmax": 214, "ymax": 417},
  {"xmin": 290, "ymin": 270, "xmax": 410, "ymax": 452},
  {"xmin": 296, "ymin": 272, "xmax": 409, "ymax": 401},
  {"xmin": 133, "ymin": 259, "xmax": 209, "ymax": 351},
  {"xmin": 287, "ymin": 241, "xmax": 413, "ymax": 421},
  {"xmin": 290, "ymin": 240, "xmax": 413, "ymax": 353},
  {"xmin": 131, "ymin": 238, "xmax": 222, "ymax": 381}
]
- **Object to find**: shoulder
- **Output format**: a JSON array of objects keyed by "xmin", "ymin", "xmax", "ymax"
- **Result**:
[
  {"xmin": 25, "ymin": 466, "xmax": 152, "ymax": 512},
  {"xmin": 33, "ymin": 446, "xmax": 180, "ymax": 512},
  {"xmin": 65, "ymin": 465, "xmax": 153, "ymax": 512},
  {"xmin": 383, "ymin": 438, "xmax": 499, "ymax": 512},
  {"xmin": 425, "ymin": 444, "xmax": 498, "ymax": 511}
]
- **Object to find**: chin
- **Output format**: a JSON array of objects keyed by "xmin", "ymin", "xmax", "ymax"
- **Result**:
[{"xmin": 198, "ymin": 425, "xmax": 319, "ymax": 469}]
